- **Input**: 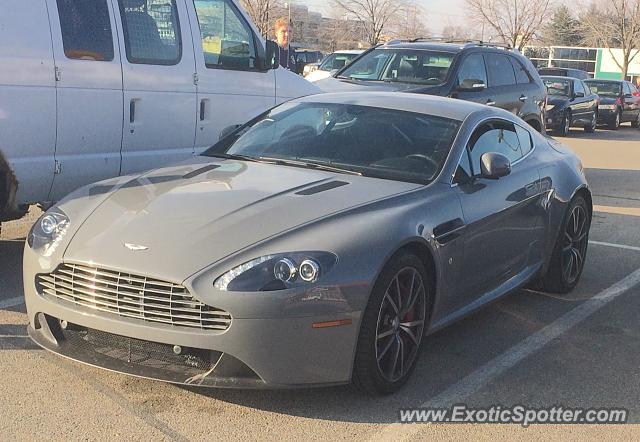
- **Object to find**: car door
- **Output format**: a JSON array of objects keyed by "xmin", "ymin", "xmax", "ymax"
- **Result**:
[
  {"xmin": 452, "ymin": 53, "xmax": 492, "ymax": 105},
  {"xmin": 623, "ymin": 82, "xmax": 639, "ymax": 121},
  {"xmin": 47, "ymin": 0, "xmax": 124, "ymax": 201},
  {"xmin": 0, "ymin": 1, "xmax": 57, "ymax": 205},
  {"xmin": 571, "ymin": 79, "xmax": 588, "ymax": 123},
  {"xmin": 483, "ymin": 53, "xmax": 522, "ymax": 115},
  {"xmin": 455, "ymin": 120, "xmax": 544, "ymax": 302},
  {"xmin": 113, "ymin": 0, "xmax": 197, "ymax": 176},
  {"xmin": 187, "ymin": 0, "xmax": 276, "ymax": 155},
  {"xmin": 581, "ymin": 80, "xmax": 598, "ymax": 122},
  {"xmin": 508, "ymin": 56, "xmax": 537, "ymax": 116}
]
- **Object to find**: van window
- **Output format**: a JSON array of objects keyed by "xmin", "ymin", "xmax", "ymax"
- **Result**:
[
  {"xmin": 56, "ymin": 0, "xmax": 114, "ymax": 61},
  {"xmin": 117, "ymin": 0, "xmax": 182, "ymax": 65},
  {"xmin": 194, "ymin": 0, "xmax": 258, "ymax": 70}
]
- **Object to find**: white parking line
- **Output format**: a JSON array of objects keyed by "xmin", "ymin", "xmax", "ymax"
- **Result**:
[
  {"xmin": 0, "ymin": 297, "xmax": 25, "ymax": 309},
  {"xmin": 590, "ymin": 240, "xmax": 640, "ymax": 252},
  {"xmin": 369, "ymin": 267, "xmax": 640, "ymax": 441}
]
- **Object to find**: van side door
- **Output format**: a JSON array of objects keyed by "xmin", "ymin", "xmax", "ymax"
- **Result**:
[
  {"xmin": 0, "ymin": 1, "xmax": 57, "ymax": 205},
  {"xmin": 187, "ymin": 0, "xmax": 275, "ymax": 153},
  {"xmin": 46, "ymin": 0, "xmax": 124, "ymax": 201},
  {"xmin": 113, "ymin": 0, "xmax": 197, "ymax": 175}
]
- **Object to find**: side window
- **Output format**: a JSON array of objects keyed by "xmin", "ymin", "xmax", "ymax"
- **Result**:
[
  {"xmin": 117, "ymin": 0, "xmax": 182, "ymax": 65},
  {"xmin": 515, "ymin": 125, "xmax": 533, "ymax": 156},
  {"xmin": 454, "ymin": 149, "xmax": 473, "ymax": 184},
  {"xmin": 194, "ymin": 0, "xmax": 258, "ymax": 70},
  {"xmin": 623, "ymin": 82, "xmax": 632, "ymax": 96},
  {"xmin": 56, "ymin": 0, "xmax": 114, "ymax": 61},
  {"xmin": 582, "ymin": 82, "xmax": 592, "ymax": 95},
  {"xmin": 468, "ymin": 121, "xmax": 522, "ymax": 175},
  {"xmin": 574, "ymin": 80, "xmax": 585, "ymax": 95},
  {"xmin": 485, "ymin": 54, "xmax": 516, "ymax": 87},
  {"xmin": 509, "ymin": 58, "xmax": 531, "ymax": 84},
  {"xmin": 457, "ymin": 53, "xmax": 487, "ymax": 85}
]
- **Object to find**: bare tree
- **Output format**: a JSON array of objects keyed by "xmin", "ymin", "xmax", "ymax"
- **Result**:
[
  {"xmin": 332, "ymin": 0, "xmax": 409, "ymax": 46},
  {"xmin": 240, "ymin": 0, "xmax": 281, "ymax": 36},
  {"xmin": 580, "ymin": 0, "xmax": 640, "ymax": 78},
  {"xmin": 465, "ymin": 0, "xmax": 554, "ymax": 50},
  {"xmin": 393, "ymin": 1, "xmax": 430, "ymax": 40},
  {"xmin": 441, "ymin": 25, "xmax": 477, "ymax": 41}
]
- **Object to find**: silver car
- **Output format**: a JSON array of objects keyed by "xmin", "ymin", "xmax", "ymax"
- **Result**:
[{"xmin": 24, "ymin": 92, "xmax": 592, "ymax": 394}]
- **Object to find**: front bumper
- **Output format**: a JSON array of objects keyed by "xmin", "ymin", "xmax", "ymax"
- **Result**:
[{"xmin": 24, "ymin": 258, "xmax": 362, "ymax": 388}]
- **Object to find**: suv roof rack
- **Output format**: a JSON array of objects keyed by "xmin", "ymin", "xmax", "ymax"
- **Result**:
[{"xmin": 385, "ymin": 37, "xmax": 514, "ymax": 50}]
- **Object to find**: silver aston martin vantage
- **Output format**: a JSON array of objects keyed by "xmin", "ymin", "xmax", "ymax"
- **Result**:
[{"xmin": 24, "ymin": 92, "xmax": 592, "ymax": 394}]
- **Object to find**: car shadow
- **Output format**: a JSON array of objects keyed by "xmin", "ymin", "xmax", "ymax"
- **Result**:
[{"xmin": 554, "ymin": 125, "xmax": 640, "ymax": 141}]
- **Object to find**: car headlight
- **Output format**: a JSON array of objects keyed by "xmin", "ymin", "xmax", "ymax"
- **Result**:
[
  {"xmin": 213, "ymin": 252, "xmax": 337, "ymax": 292},
  {"xmin": 546, "ymin": 104, "xmax": 555, "ymax": 111},
  {"xmin": 27, "ymin": 208, "xmax": 70, "ymax": 256}
]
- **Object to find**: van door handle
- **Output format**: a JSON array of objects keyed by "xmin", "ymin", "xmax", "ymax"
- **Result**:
[
  {"xmin": 129, "ymin": 99, "xmax": 136, "ymax": 123},
  {"xmin": 519, "ymin": 95, "xmax": 528, "ymax": 102},
  {"xmin": 200, "ymin": 99, "xmax": 206, "ymax": 121},
  {"xmin": 486, "ymin": 100, "xmax": 496, "ymax": 106}
]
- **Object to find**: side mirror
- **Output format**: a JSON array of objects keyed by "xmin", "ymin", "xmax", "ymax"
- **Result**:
[
  {"xmin": 263, "ymin": 40, "xmax": 280, "ymax": 70},
  {"xmin": 480, "ymin": 152, "xmax": 511, "ymax": 179},
  {"xmin": 574, "ymin": 91, "xmax": 585, "ymax": 98},
  {"xmin": 457, "ymin": 79, "xmax": 486, "ymax": 92}
]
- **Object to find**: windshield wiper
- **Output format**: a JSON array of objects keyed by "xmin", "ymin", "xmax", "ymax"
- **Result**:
[
  {"xmin": 207, "ymin": 153, "xmax": 272, "ymax": 163},
  {"xmin": 258, "ymin": 157, "xmax": 363, "ymax": 176}
]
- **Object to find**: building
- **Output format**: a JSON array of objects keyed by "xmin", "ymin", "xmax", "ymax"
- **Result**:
[{"xmin": 524, "ymin": 45, "xmax": 640, "ymax": 84}]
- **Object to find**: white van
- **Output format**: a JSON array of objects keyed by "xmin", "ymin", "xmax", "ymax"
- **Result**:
[{"xmin": 0, "ymin": 0, "xmax": 319, "ymax": 221}]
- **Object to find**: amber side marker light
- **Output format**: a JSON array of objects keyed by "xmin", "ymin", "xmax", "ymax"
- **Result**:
[{"xmin": 312, "ymin": 319, "xmax": 353, "ymax": 329}]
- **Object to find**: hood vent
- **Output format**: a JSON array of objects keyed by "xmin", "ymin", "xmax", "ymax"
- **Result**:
[
  {"xmin": 183, "ymin": 164, "xmax": 220, "ymax": 179},
  {"xmin": 295, "ymin": 180, "xmax": 349, "ymax": 196}
]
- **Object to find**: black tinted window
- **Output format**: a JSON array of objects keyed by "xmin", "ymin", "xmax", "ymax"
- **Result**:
[
  {"xmin": 623, "ymin": 82, "xmax": 632, "ymax": 95},
  {"xmin": 485, "ymin": 54, "xmax": 516, "ymax": 87},
  {"xmin": 574, "ymin": 80, "xmax": 584, "ymax": 95},
  {"xmin": 56, "ymin": 0, "xmax": 114, "ymax": 61},
  {"xmin": 469, "ymin": 121, "xmax": 522, "ymax": 174},
  {"xmin": 118, "ymin": 0, "xmax": 182, "ymax": 65},
  {"xmin": 510, "ymin": 58, "xmax": 530, "ymax": 84},
  {"xmin": 457, "ymin": 54, "xmax": 487, "ymax": 85}
]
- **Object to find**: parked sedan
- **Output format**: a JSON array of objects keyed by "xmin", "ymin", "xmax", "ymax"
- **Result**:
[
  {"xmin": 584, "ymin": 79, "xmax": 640, "ymax": 129},
  {"xmin": 304, "ymin": 50, "xmax": 365, "ymax": 81},
  {"xmin": 542, "ymin": 76, "xmax": 599, "ymax": 135},
  {"xmin": 25, "ymin": 92, "xmax": 591, "ymax": 394}
]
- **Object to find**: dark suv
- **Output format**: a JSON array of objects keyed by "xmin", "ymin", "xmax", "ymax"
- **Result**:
[{"xmin": 315, "ymin": 40, "xmax": 547, "ymax": 132}]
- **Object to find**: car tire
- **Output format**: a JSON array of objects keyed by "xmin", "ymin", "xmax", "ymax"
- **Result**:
[
  {"xmin": 608, "ymin": 110, "xmax": 620, "ymax": 130},
  {"xmin": 631, "ymin": 113, "xmax": 640, "ymax": 128},
  {"xmin": 540, "ymin": 195, "xmax": 591, "ymax": 294},
  {"xmin": 556, "ymin": 111, "xmax": 571, "ymax": 136},
  {"xmin": 352, "ymin": 253, "xmax": 430, "ymax": 395},
  {"xmin": 584, "ymin": 112, "xmax": 597, "ymax": 133}
]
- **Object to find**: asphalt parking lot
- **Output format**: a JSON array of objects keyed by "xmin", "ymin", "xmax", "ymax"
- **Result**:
[{"xmin": 1, "ymin": 126, "xmax": 639, "ymax": 440}]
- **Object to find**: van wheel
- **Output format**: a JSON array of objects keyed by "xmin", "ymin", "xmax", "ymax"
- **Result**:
[{"xmin": 352, "ymin": 253, "xmax": 430, "ymax": 395}]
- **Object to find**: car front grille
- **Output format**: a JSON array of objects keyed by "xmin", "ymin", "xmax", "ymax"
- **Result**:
[{"xmin": 37, "ymin": 264, "xmax": 231, "ymax": 331}]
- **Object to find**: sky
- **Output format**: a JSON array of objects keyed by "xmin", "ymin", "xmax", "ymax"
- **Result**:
[{"xmin": 302, "ymin": 0, "xmax": 466, "ymax": 34}]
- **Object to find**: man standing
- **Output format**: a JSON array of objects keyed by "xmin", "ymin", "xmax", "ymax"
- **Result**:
[{"xmin": 275, "ymin": 17, "xmax": 296, "ymax": 71}]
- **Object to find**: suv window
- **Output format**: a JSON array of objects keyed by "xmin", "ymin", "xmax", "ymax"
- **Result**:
[
  {"xmin": 623, "ymin": 82, "xmax": 632, "ymax": 96},
  {"xmin": 194, "ymin": 0, "xmax": 258, "ymax": 70},
  {"xmin": 56, "ymin": 0, "xmax": 114, "ymax": 61},
  {"xmin": 457, "ymin": 53, "xmax": 487, "ymax": 85},
  {"xmin": 583, "ymin": 81, "xmax": 592, "ymax": 95},
  {"xmin": 509, "ymin": 57, "xmax": 531, "ymax": 84},
  {"xmin": 485, "ymin": 54, "xmax": 516, "ymax": 87},
  {"xmin": 118, "ymin": 0, "xmax": 182, "ymax": 65},
  {"xmin": 468, "ymin": 120, "xmax": 522, "ymax": 174}
]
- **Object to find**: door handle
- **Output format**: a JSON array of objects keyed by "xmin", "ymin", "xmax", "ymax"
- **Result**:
[
  {"xmin": 519, "ymin": 95, "xmax": 528, "ymax": 102},
  {"xmin": 129, "ymin": 99, "xmax": 136, "ymax": 123},
  {"xmin": 200, "ymin": 99, "xmax": 206, "ymax": 121},
  {"xmin": 486, "ymin": 100, "xmax": 496, "ymax": 106}
]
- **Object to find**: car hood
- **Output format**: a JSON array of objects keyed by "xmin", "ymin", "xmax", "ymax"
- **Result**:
[
  {"xmin": 63, "ymin": 157, "xmax": 421, "ymax": 283},
  {"xmin": 314, "ymin": 76, "xmax": 428, "ymax": 93}
]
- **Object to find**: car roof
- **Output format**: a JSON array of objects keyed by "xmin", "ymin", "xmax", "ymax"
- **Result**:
[
  {"xmin": 334, "ymin": 50, "xmax": 364, "ymax": 54},
  {"xmin": 542, "ymin": 75, "xmax": 580, "ymax": 81},
  {"xmin": 292, "ymin": 91, "xmax": 487, "ymax": 121},
  {"xmin": 379, "ymin": 41, "xmax": 466, "ymax": 53}
]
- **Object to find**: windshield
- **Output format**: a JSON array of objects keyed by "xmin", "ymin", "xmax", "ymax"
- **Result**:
[
  {"xmin": 543, "ymin": 78, "xmax": 571, "ymax": 96},
  {"xmin": 585, "ymin": 81, "xmax": 621, "ymax": 97},
  {"xmin": 338, "ymin": 49, "xmax": 456, "ymax": 85},
  {"xmin": 203, "ymin": 102, "xmax": 461, "ymax": 184},
  {"xmin": 319, "ymin": 53, "xmax": 360, "ymax": 71}
]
